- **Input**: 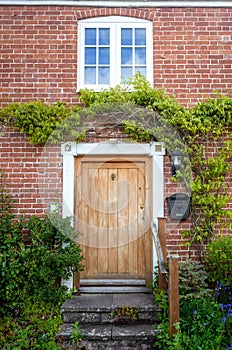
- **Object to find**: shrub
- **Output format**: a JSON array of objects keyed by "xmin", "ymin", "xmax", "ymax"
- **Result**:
[
  {"xmin": 205, "ymin": 235, "xmax": 232, "ymax": 285},
  {"xmin": 174, "ymin": 298, "xmax": 226, "ymax": 350},
  {"xmin": 0, "ymin": 176, "xmax": 84, "ymax": 316},
  {"xmin": 178, "ymin": 259, "xmax": 212, "ymax": 300},
  {"xmin": 0, "ymin": 300, "xmax": 62, "ymax": 349},
  {"xmin": 0, "ymin": 177, "xmax": 85, "ymax": 348}
]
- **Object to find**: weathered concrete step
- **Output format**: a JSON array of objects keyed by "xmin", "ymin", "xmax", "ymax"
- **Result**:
[
  {"xmin": 57, "ymin": 323, "xmax": 158, "ymax": 350},
  {"xmin": 62, "ymin": 293, "xmax": 159, "ymax": 324},
  {"xmin": 80, "ymin": 286, "xmax": 151, "ymax": 294},
  {"xmin": 80, "ymin": 279, "xmax": 146, "ymax": 286},
  {"xmin": 80, "ymin": 278, "xmax": 146, "ymax": 286}
]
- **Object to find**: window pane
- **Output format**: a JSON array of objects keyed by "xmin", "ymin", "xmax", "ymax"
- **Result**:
[
  {"xmin": 135, "ymin": 28, "xmax": 146, "ymax": 45},
  {"xmin": 121, "ymin": 67, "xmax": 133, "ymax": 81},
  {"xmin": 99, "ymin": 67, "xmax": 110, "ymax": 84},
  {"xmin": 85, "ymin": 67, "xmax": 96, "ymax": 84},
  {"xmin": 85, "ymin": 28, "xmax": 96, "ymax": 45},
  {"xmin": 85, "ymin": 48, "xmax": 96, "ymax": 64},
  {"xmin": 99, "ymin": 48, "xmax": 110, "ymax": 64},
  {"xmin": 135, "ymin": 67, "xmax": 146, "ymax": 76},
  {"xmin": 121, "ymin": 48, "xmax": 132, "ymax": 65},
  {"xmin": 99, "ymin": 28, "xmax": 110, "ymax": 45},
  {"xmin": 135, "ymin": 48, "xmax": 146, "ymax": 64},
  {"xmin": 121, "ymin": 28, "xmax": 132, "ymax": 45}
]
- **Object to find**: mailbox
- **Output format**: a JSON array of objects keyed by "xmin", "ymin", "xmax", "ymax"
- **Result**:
[{"xmin": 166, "ymin": 193, "xmax": 191, "ymax": 220}]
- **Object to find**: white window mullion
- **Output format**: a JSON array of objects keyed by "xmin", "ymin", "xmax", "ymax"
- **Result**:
[
  {"xmin": 96, "ymin": 28, "xmax": 99, "ymax": 85},
  {"xmin": 110, "ymin": 23, "xmax": 115, "ymax": 87},
  {"xmin": 132, "ymin": 28, "xmax": 136, "ymax": 77}
]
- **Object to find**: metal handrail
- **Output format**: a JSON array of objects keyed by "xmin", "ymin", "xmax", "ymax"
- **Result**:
[{"xmin": 151, "ymin": 220, "xmax": 167, "ymax": 274}]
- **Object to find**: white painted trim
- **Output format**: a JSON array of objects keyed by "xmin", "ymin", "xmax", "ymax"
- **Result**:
[
  {"xmin": 62, "ymin": 141, "xmax": 165, "ymax": 289},
  {"xmin": 0, "ymin": 1, "xmax": 231, "ymax": 7}
]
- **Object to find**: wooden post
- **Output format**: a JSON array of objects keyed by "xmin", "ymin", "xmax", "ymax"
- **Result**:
[
  {"xmin": 168, "ymin": 254, "xmax": 180, "ymax": 339},
  {"xmin": 158, "ymin": 217, "xmax": 167, "ymax": 290}
]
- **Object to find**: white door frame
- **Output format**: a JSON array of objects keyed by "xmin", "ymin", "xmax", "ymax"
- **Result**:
[{"xmin": 61, "ymin": 142, "xmax": 165, "ymax": 289}]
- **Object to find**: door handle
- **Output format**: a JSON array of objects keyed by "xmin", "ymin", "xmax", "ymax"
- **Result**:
[{"xmin": 140, "ymin": 204, "xmax": 144, "ymax": 209}]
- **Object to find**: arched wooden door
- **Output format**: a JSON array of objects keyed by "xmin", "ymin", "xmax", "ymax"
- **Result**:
[{"xmin": 74, "ymin": 155, "xmax": 152, "ymax": 284}]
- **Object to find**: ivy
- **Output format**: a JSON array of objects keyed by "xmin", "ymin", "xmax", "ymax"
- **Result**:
[
  {"xmin": 80, "ymin": 74, "xmax": 232, "ymax": 247},
  {"xmin": 0, "ymin": 73, "xmax": 231, "ymax": 249},
  {"xmin": 0, "ymin": 100, "xmax": 85, "ymax": 145}
]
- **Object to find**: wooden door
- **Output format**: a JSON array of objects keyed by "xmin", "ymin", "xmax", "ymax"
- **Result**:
[{"xmin": 75, "ymin": 156, "xmax": 152, "ymax": 283}]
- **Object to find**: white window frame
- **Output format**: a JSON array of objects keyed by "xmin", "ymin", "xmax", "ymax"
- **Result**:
[{"xmin": 77, "ymin": 16, "xmax": 153, "ymax": 91}]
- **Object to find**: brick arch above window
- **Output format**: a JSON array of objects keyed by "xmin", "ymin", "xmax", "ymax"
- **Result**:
[{"xmin": 76, "ymin": 8, "xmax": 156, "ymax": 21}]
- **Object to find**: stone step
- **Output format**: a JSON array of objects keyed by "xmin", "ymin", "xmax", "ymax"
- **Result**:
[
  {"xmin": 57, "ymin": 323, "xmax": 159, "ymax": 350},
  {"xmin": 80, "ymin": 286, "xmax": 151, "ymax": 294},
  {"xmin": 80, "ymin": 278, "xmax": 146, "ymax": 286},
  {"xmin": 80, "ymin": 279, "xmax": 146, "ymax": 286},
  {"xmin": 79, "ymin": 279, "xmax": 150, "ymax": 294},
  {"xmin": 62, "ymin": 293, "xmax": 159, "ymax": 325}
]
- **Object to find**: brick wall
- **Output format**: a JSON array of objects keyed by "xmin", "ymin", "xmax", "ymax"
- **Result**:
[
  {"xmin": 0, "ymin": 126, "xmax": 195, "ymax": 259},
  {"xmin": 1, "ymin": 6, "xmax": 232, "ymax": 107},
  {"xmin": 0, "ymin": 127, "xmax": 63, "ymax": 216},
  {"xmin": 0, "ymin": 5, "xmax": 231, "ymax": 259},
  {"xmin": 1, "ymin": 125, "xmax": 231, "ymax": 258}
]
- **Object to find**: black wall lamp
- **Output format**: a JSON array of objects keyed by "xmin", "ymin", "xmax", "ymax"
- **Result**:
[{"xmin": 170, "ymin": 150, "xmax": 184, "ymax": 176}]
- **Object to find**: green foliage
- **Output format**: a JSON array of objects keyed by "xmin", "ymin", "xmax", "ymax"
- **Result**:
[
  {"xmin": 154, "ymin": 260, "xmax": 231, "ymax": 349},
  {"xmin": 0, "ymin": 100, "xmax": 84, "ymax": 144},
  {"xmin": 1, "ymin": 73, "xmax": 231, "ymax": 247},
  {"xmin": 205, "ymin": 235, "xmax": 232, "ymax": 285},
  {"xmin": 174, "ymin": 298, "xmax": 226, "ymax": 350},
  {"xmin": 70, "ymin": 322, "xmax": 83, "ymax": 344},
  {"xmin": 0, "ymin": 301, "xmax": 62, "ymax": 350},
  {"xmin": 178, "ymin": 260, "xmax": 212, "ymax": 300},
  {"xmin": 155, "ymin": 292, "xmax": 231, "ymax": 350},
  {"xmin": 0, "ymin": 178, "xmax": 28, "ymax": 314},
  {"xmin": 0, "ymin": 175, "xmax": 84, "ymax": 350},
  {"xmin": 81, "ymin": 74, "xmax": 232, "ymax": 247},
  {"xmin": 110, "ymin": 305, "xmax": 139, "ymax": 324},
  {"xmin": 0, "ymin": 194, "xmax": 84, "ymax": 314},
  {"xmin": 123, "ymin": 120, "xmax": 152, "ymax": 141},
  {"xmin": 22, "ymin": 214, "xmax": 84, "ymax": 304}
]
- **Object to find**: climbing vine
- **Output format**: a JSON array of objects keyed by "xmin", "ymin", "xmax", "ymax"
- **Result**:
[
  {"xmin": 0, "ymin": 74, "xmax": 231, "ymax": 249},
  {"xmin": 0, "ymin": 100, "xmax": 85, "ymax": 144}
]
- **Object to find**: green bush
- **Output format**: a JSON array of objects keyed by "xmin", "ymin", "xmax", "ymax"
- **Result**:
[
  {"xmin": 205, "ymin": 235, "xmax": 232, "ymax": 285},
  {"xmin": 0, "ymin": 175, "xmax": 84, "ymax": 311},
  {"xmin": 155, "ymin": 295, "xmax": 231, "ymax": 350},
  {"xmin": 171, "ymin": 298, "xmax": 227, "ymax": 350},
  {"xmin": 0, "ymin": 301, "xmax": 62, "ymax": 349},
  {"xmin": 0, "ymin": 177, "xmax": 84, "ymax": 348},
  {"xmin": 178, "ymin": 259, "xmax": 212, "ymax": 300},
  {"xmin": 154, "ymin": 259, "xmax": 232, "ymax": 350}
]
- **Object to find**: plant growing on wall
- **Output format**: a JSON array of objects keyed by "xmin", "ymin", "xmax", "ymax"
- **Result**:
[
  {"xmin": 0, "ymin": 100, "xmax": 85, "ymax": 144},
  {"xmin": 0, "ymin": 74, "xmax": 231, "ymax": 250},
  {"xmin": 79, "ymin": 74, "xmax": 232, "ymax": 248},
  {"xmin": 0, "ymin": 173, "xmax": 84, "ymax": 315}
]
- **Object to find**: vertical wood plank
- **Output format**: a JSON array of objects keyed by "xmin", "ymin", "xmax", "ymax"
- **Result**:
[
  {"xmin": 138, "ymin": 165, "xmax": 146, "ymax": 279},
  {"xmin": 117, "ymin": 168, "xmax": 129, "ymax": 274},
  {"xmin": 98, "ymin": 168, "xmax": 109, "ymax": 274},
  {"xmin": 108, "ymin": 167, "xmax": 118, "ymax": 273},
  {"xmin": 128, "ymin": 168, "xmax": 138, "ymax": 276},
  {"xmin": 168, "ymin": 255, "xmax": 180, "ymax": 339},
  {"xmin": 87, "ymin": 167, "xmax": 98, "ymax": 275}
]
